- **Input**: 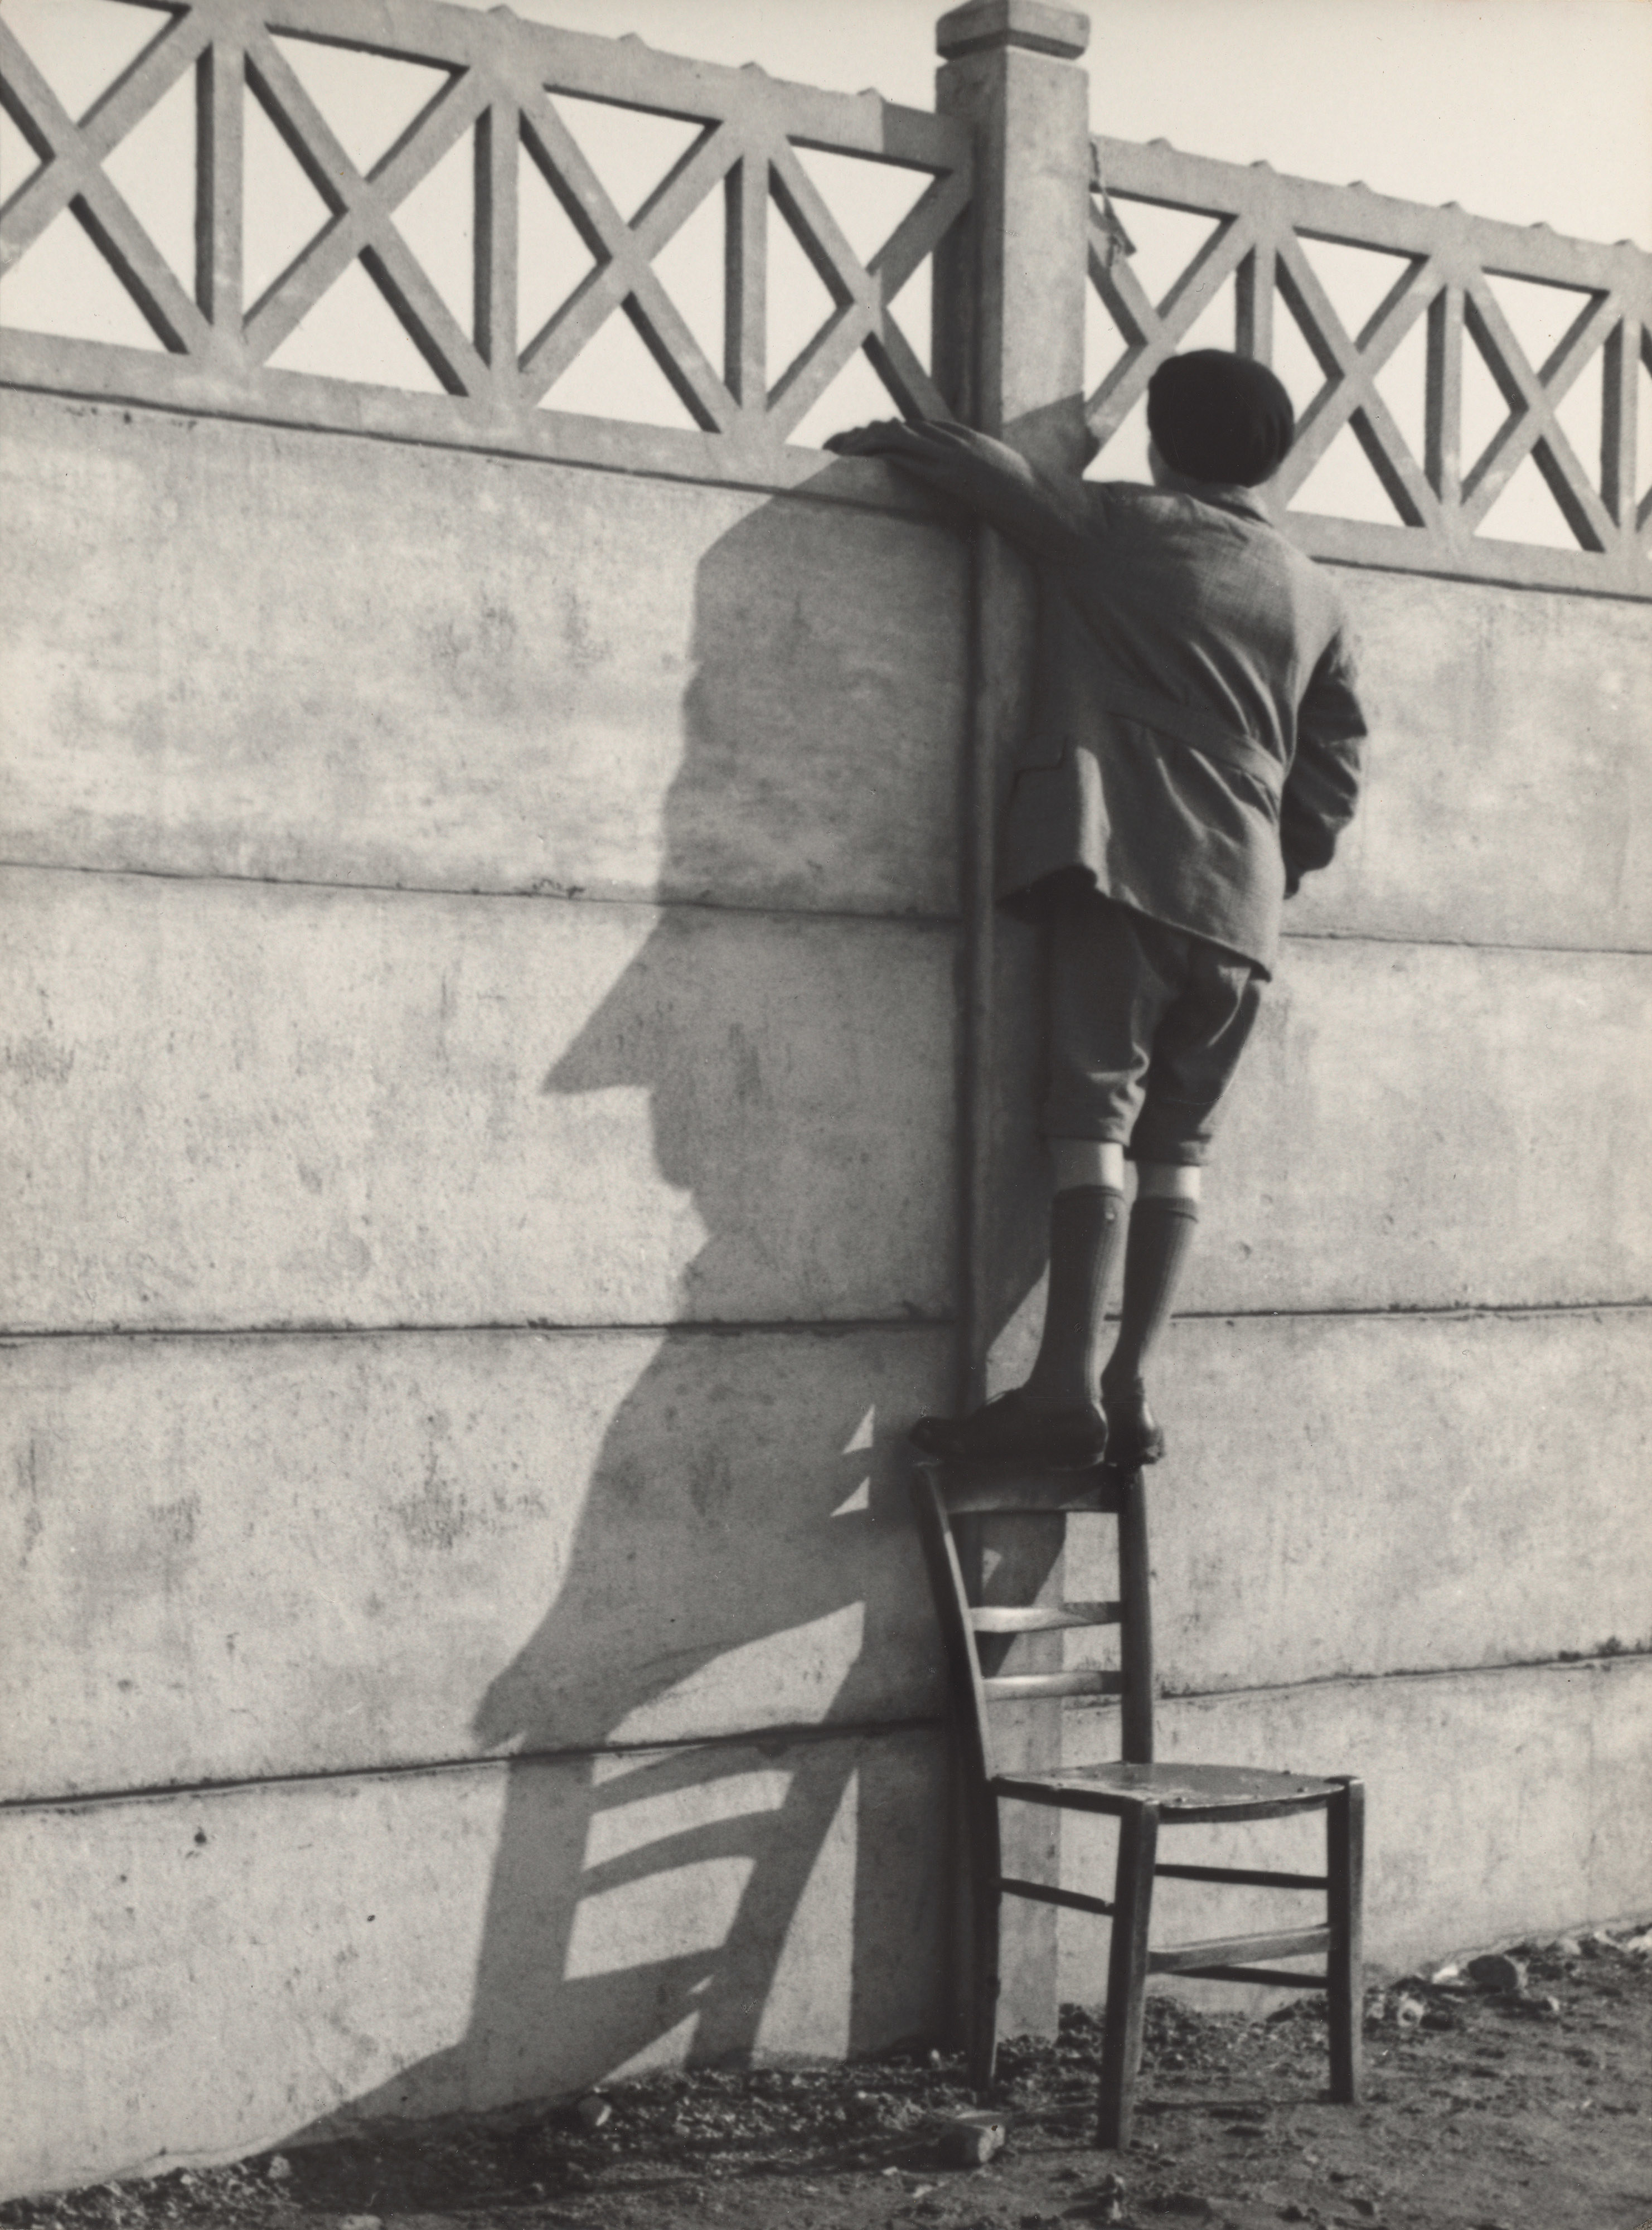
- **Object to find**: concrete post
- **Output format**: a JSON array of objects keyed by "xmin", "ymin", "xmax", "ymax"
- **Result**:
[
  {"xmin": 935, "ymin": 0, "xmax": 1093, "ymax": 466},
  {"xmin": 934, "ymin": 0, "xmax": 1093, "ymax": 2045}
]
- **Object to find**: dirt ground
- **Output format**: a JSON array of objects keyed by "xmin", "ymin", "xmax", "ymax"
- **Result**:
[{"xmin": 9, "ymin": 1927, "xmax": 1650, "ymax": 2230}]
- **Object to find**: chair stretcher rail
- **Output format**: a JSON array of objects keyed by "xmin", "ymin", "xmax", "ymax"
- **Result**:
[
  {"xmin": 1177, "ymin": 1965, "xmax": 1332, "ymax": 1990},
  {"xmin": 1148, "ymin": 1925, "xmax": 1333, "ymax": 1975},
  {"xmin": 970, "ymin": 1601, "xmax": 1122, "ymax": 1632},
  {"xmin": 995, "ymin": 1875, "xmax": 1115, "ymax": 1917},
  {"xmin": 1153, "ymin": 1861, "xmax": 1329, "ymax": 1891}
]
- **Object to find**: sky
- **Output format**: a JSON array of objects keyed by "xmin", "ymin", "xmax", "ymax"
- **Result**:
[
  {"xmin": 1, "ymin": 0, "xmax": 1648, "ymax": 538},
  {"xmin": 476, "ymin": 0, "xmax": 1652, "ymax": 251}
]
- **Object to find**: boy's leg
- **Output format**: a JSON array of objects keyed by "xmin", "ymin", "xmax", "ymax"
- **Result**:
[
  {"xmin": 1101, "ymin": 946, "xmax": 1261, "ymax": 1465},
  {"xmin": 1098, "ymin": 1170, "xmax": 1200, "ymax": 1466},
  {"xmin": 1019, "ymin": 1149, "xmax": 1128, "ymax": 1412},
  {"xmin": 909, "ymin": 900, "xmax": 1165, "ymax": 1465}
]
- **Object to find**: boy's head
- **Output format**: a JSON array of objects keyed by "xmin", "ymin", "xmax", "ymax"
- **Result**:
[{"xmin": 1146, "ymin": 350, "xmax": 1295, "ymax": 487}]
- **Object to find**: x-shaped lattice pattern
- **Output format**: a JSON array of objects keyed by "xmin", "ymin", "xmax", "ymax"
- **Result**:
[
  {"xmin": 1, "ymin": 3, "xmax": 218, "ymax": 353},
  {"xmin": 0, "ymin": 0, "xmax": 969, "ymax": 462},
  {"xmin": 1088, "ymin": 135, "xmax": 1651, "ymax": 590}
]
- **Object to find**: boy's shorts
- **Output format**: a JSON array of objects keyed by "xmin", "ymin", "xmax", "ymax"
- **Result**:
[{"xmin": 1041, "ymin": 893, "xmax": 1263, "ymax": 1166}]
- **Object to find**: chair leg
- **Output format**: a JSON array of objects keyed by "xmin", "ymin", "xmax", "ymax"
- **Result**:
[
  {"xmin": 1096, "ymin": 1801, "xmax": 1159, "ymax": 2149},
  {"xmin": 966, "ymin": 1795, "xmax": 1003, "ymax": 2091},
  {"xmin": 1326, "ymin": 1777, "xmax": 1365, "ymax": 2105}
]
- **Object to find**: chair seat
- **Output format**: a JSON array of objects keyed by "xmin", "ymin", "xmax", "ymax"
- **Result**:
[{"xmin": 993, "ymin": 1759, "xmax": 1341, "ymax": 1821}]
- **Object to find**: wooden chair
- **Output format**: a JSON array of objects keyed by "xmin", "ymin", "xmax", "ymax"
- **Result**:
[{"xmin": 910, "ymin": 1455, "xmax": 1364, "ymax": 2149}]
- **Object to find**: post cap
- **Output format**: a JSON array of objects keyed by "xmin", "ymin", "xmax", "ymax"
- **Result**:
[{"xmin": 937, "ymin": 1, "xmax": 1090, "ymax": 62}]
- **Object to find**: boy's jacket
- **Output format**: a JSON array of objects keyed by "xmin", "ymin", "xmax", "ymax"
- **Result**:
[{"xmin": 864, "ymin": 420, "xmax": 1368, "ymax": 976}]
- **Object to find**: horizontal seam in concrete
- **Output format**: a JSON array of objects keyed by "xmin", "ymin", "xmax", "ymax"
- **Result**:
[
  {"xmin": 4, "ymin": 871, "xmax": 1646, "ymax": 957},
  {"xmin": 0, "ymin": 858, "xmax": 963, "ymax": 931},
  {"xmin": 14, "ymin": 1649, "xmax": 1652, "ymax": 1816},
  {"xmin": 0, "ymin": 1315, "xmax": 959, "ymax": 1345},
  {"xmin": 0, "ymin": 1715, "xmax": 951, "ymax": 1819},
  {"xmin": 1169, "ymin": 1297, "xmax": 1652, "ymax": 1325},
  {"xmin": 9, "ymin": 1299, "xmax": 1644, "ymax": 1346},
  {"xmin": 1319, "ymin": 552, "xmax": 1652, "ymax": 606},
  {"xmin": 1281, "ymin": 928, "xmax": 1652, "ymax": 959},
  {"xmin": 0, "ymin": 377, "xmax": 948, "ymax": 530},
  {"xmin": 1099, "ymin": 1649, "xmax": 1652, "ymax": 1712}
]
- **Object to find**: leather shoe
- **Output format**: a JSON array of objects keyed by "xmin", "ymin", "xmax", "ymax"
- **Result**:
[
  {"xmin": 1099, "ymin": 1375, "xmax": 1165, "ymax": 1466},
  {"xmin": 908, "ymin": 1388, "xmax": 1107, "ymax": 1469}
]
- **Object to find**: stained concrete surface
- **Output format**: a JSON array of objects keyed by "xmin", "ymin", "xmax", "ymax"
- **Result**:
[
  {"xmin": 1195, "ymin": 935, "xmax": 1651, "ymax": 1312},
  {"xmin": 8, "ymin": 400, "xmax": 1650, "ymax": 956},
  {"xmin": 1, "ymin": 1325, "xmax": 952, "ymax": 1798},
  {"xmin": 1, "ymin": 383, "xmax": 976, "ymax": 2202},
  {"xmin": 0, "ymin": 392, "xmax": 966, "ymax": 917},
  {"xmin": 6, "ymin": 1309, "xmax": 1647, "ymax": 1805},
  {"xmin": 1, "ymin": 870, "xmax": 956, "ymax": 1331},
  {"xmin": 14, "ymin": 1620, "xmax": 1638, "ymax": 2197},
  {"xmin": 1293, "ymin": 566, "xmax": 1652, "ymax": 952},
  {"xmin": 0, "ymin": 1725, "xmax": 948, "ymax": 2199}
]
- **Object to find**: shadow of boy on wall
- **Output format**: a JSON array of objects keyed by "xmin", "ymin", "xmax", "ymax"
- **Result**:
[{"xmin": 284, "ymin": 459, "xmax": 1009, "ymax": 2138}]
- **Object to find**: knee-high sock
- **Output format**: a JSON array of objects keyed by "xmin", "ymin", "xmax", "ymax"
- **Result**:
[
  {"xmin": 1102, "ymin": 1195, "xmax": 1199, "ymax": 1395},
  {"xmin": 1022, "ymin": 1185, "xmax": 1127, "ymax": 1409}
]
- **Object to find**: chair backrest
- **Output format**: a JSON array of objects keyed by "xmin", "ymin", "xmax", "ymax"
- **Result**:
[{"xmin": 909, "ymin": 1458, "xmax": 1155, "ymax": 1782}]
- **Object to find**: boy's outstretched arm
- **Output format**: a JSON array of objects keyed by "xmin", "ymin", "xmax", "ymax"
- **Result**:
[
  {"xmin": 1281, "ymin": 631, "xmax": 1368, "ymax": 896},
  {"xmin": 825, "ymin": 418, "xmax": 1089, "ymax": 563}
]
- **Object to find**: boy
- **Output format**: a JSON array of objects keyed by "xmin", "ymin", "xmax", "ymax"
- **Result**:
[{"xmin": 827, "ymin": 350, "xmax": 1367, "ymax": 1469}]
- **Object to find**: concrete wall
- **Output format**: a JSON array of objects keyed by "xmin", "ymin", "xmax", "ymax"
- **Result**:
[
  {"xmin": 2, "ymin": 1726, "xmax": 949, "ymax": 2199},
  {"xmin": 4, "ymin": 390, "xmax": 1650, "ymax": 2197},
  {"xmin": 0, "ymin": 387, "xmax": 966, "ymax": 2193}
]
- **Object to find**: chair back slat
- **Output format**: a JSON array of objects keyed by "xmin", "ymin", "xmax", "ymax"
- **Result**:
[
  {"xmin": 982, "ymin": 1668, "xmax": 1126, "ymax": 1701},
  {"xmin": 911, "ymin": 1455, "xmax": 1156, "ymax": 1769},
  {"xmin": 970, "ymin": 1601, "xmax": 1122, "ymax": 1634}
]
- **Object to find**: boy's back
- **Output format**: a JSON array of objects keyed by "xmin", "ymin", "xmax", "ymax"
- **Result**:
[
  {"xmin": 1010, "ymin": 472, "xmax": 1364, "ymax": 974},
  {"xmin": 850, "ymin": 416, "xmax": 1367, "ymax": 973},
  {"xmin": 1064, "ymin": 478, "xmax": 1345, "ymax": 758},
  {"xmin": 825, "ymin": 351, "xmax": 1370, "ymax": 1471}
]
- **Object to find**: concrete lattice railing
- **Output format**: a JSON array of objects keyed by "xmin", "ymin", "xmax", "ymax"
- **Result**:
[
  {"xmin": 0, "ymin": 0, "xmax": 970, "ymax": 484},
  {"xmin": 1088, "ymin": 134, "xmax": 1652, "ymax": 597},
  {"xmin": 3, "ymin": 0, "xmax": 1649, "ymax": 592}
]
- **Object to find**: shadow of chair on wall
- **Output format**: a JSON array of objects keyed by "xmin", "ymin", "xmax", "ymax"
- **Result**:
[{"xmin": 279, "ymin": 458, "xmax": 1053, "ymax": 2143}]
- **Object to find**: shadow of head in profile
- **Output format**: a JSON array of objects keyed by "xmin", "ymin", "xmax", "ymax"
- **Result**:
[{"xmin": 286, "ymin": 455, "xmax": 973, "ymax": 2141}]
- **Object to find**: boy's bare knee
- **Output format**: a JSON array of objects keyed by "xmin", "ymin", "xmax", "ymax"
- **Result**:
[
  {"xmin": 1136, "ymin": 1161, "xmax": 1203, "ymax": 1201},
  {"xmin": 1050, "ymin": 1138, "xmax": 1126, "ymax": 1192}
]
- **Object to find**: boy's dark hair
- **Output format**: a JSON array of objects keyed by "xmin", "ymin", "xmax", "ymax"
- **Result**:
[{"xmin": 1147, "ymin": 350, "xmax": 1295, "ymax": 487}]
